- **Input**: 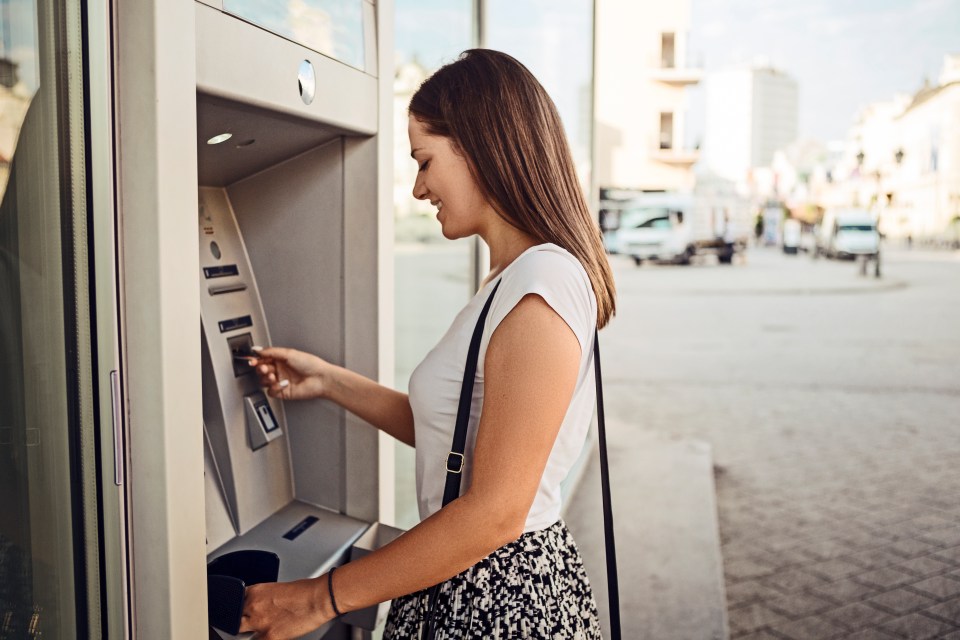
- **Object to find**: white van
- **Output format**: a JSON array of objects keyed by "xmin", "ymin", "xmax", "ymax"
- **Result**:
[
  {"xmin": 613, "ymin": 191, "xmax": 750, "ymax": 266},
  {"xmin": 815, "ymin": 209, "xmax": 880, "ymax": 259}
]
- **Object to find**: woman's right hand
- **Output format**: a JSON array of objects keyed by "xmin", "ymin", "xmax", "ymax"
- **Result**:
[{"xmin": 248, "ymin": 347, "xmax": 331, "ymax": 401}]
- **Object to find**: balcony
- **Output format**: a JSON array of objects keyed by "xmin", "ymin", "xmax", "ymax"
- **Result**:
[
  {"xmin": 650, "ymin": 147, "xmax": 700, "ymax": 166},
  {"xmin": 648, "ymin": 45, "xmax": 703, "ymax": 86},
  {"xmin": 649, "ymin": 66, "xmax": 703, "ymax": 86}
]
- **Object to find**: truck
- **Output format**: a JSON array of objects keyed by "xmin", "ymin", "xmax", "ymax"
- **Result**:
[{"xmin": 611, "ymin": 182, "xmax": 752, "ymax": 266}]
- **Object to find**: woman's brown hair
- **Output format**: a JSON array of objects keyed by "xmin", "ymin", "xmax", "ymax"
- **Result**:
[{"xmin": 409, "ymin": 49, "xmax": 617, "ymax": 328}]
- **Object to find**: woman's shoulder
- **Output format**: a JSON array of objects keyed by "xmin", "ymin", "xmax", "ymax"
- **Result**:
[
  {"xmin": 505, "ymin": 243, "xmax": 589, "ymax": 286},
  {"xmin": 496, "ymin": 243, "xmax": 595, "ymax": 324}
]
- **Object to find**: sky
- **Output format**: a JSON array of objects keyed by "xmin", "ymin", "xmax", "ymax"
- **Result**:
[{"xmin": 687, "ymin": 0, "xmax": 960, "ymax": 144}]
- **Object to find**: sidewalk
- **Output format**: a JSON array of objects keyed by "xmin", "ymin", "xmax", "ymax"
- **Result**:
[{"xmin": 564, "ymin": 427, "xmax": 728, "ymax": 640}]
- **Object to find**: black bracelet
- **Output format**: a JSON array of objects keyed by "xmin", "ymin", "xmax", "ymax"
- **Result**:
[{"xmin": 328, "ymin": 566, "xmax": 343, "ymax": 617}]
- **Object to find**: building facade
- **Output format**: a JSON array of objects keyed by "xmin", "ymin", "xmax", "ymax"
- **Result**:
[
  {"xmin": 703, "ymin": 63, "xmax": 799, "ymax": 185},
  {"xmin": 594, "ymin": 0, "xmax": 701, "ymax": 194},
  {"xmin": 816, "ymin": 54, "xmax": 960, "ymax": 242}
]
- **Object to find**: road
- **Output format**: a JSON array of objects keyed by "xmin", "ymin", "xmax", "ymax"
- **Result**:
[{"xmin": 596, "ymin": 246, "xmax": 960, "ymax": 639}]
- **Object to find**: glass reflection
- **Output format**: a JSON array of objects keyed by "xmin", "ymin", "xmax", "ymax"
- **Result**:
[
  {"xmin": 1, "ymin": 0, "xmax": 81, "ymax": 637},
  {"xmin": 487, "ymin": 0, "xmax": 595, "ymax": 192},
  {"xmin": 392, "ymin": 0, "xmax": 474, "ymax": 531},
  {"xmin": 224, "ymin": 0, "xmax": 365, "ymax": 70}
]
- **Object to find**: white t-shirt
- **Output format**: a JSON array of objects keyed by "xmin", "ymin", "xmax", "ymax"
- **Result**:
[{"xmin": 408, "ymin": 243, "xmax": 598, "ymax": 533}]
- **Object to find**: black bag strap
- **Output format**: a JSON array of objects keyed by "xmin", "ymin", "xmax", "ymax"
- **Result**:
[
  {"xmin": 425, "ymin": 281, "xmax": 621, "ymax": 640},
  {"xmin": 440, "ymin": 278, "xmax": 502, "ymax": 506},
  {"xmin": 594, "ymin": 329, "xmax": 622, "ymax": 639}
]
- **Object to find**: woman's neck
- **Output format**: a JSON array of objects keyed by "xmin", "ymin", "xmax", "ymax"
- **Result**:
[{"xmin": 481, "ymin": 221, "xmax": 540, "ymax": 283}]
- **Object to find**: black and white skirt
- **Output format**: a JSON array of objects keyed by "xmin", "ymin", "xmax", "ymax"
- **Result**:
[{"xmin": 383, "ymin": 519, "xmax": 602, "ymax": 639}]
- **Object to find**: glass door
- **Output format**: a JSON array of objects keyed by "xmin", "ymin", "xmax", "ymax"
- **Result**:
[{"xmin": 0, "ymin": 0, "xmax": 113, "ymax": 637}]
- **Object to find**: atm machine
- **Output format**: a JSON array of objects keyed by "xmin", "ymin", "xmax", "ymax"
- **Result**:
[{"xmin": 192, "ymin": 2, "xmax": 398, "ymax": 637}]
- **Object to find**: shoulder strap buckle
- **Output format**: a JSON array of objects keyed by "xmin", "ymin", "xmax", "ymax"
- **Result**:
[{"xmin": 445, "ymin": 452, "xmax": 464, "ymax": 474}]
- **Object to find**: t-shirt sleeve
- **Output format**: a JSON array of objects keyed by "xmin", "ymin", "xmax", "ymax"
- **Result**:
[{"xmin": 479, "ymin": 250, "xmax": 596, "ymax": 370}]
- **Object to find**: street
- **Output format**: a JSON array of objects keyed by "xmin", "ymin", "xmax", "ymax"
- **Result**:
[{"xmin": 592, "ymin": 245, "xmax": 960, "ymax": 639}]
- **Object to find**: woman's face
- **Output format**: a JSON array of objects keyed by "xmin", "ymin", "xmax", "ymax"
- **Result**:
[{"xmin": 408, "ymin": 115, "xmax": 493, "ymax": 240}]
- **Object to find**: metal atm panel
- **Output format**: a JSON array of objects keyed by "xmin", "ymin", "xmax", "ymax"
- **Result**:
[
  {"xmin": 192, "ymin": 2, "xmax": 396, "ymax": 636},
  {"xmin": 199, "ymin": 188, "xmax": 294, "ymax": 539}
]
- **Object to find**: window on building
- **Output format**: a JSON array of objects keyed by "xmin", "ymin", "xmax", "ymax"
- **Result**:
[
  {"xmin": 661, "ymin": 32, "xmax": 676, "ymax": 68},
  {"xmin": 660, "ymin": 112, "xmax": 674, "ymax": 149}
]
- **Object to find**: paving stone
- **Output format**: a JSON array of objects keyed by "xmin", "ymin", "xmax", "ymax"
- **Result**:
[
  {"xmin": 822, "ymin": 601, "xmax": 893, "ymax": 628},
  {"xmin": 810, "ymin": 577, "xmax": 881, "ymax": 604},
  {"xmin": 726, "ymin": 557, "xmax": 780, "ymax": 582},
  {"xmin": 880, "ymin": 612, "xmax": 959, "ymax": 639},
  {"xmin": 897, "ymin": 555, "xmax": 957, "ymax": 580},
  {"xmin": 912, "ymin": 516, "xmax": 960, "ymax": 532},
  {"xmin": 731, "ymin": 630, "xmax": 782, "ymax": 640},
  {"xmin": 867, "ymin": 588, "xmax": 938, "ymax": 616},
  {"xmin": 923, "ymin": 598, "xmax": 960, "ymax": 624},
  {"xmin": 907, "ymin": 576, "xmax": 960, "ymax": 600},
  {"xmin": 853, "ymin": 566, "xmax": 920, "ymax": 591},
  {"xmin": 804, "ymin": 558, "xmax": 865, "ymax": 581},
  {"xmin": 766, "ymin": 614, "xmax": 849, "ymax": 640},
  {"xmin": 843, "ymin": 546, "xmax": 909, "ymax": 570},
  {"xmin": 759, "ymin": 569, "xmax": 829, "ymax": 595},
  {"xmin": 932, "ymin": 546, "xmax": 960, "ymax": 566},
  {"xmin": 725, "ymin": 580, "xmax": 772, "ymax": 609},
  {"xmin": 764, "ymin": 592, "xmax": 836, "ymax": 619},
  {"xmin": 918, "ymin": 527, "xmax": 960, "ymax": 547},
  {"xmin": 840, "ymin": 629, "xmax": 901, "ymax": 640},
  {"xmin": 795, "ymin": 540, "xmax": 853, "ymax": 562},
  {"xmin": 727, "ymin": 603, "xmax": 791, "ymax": 635},
  {"xmin": 887, "ymin": 538, "xmax": 942, "ymax": 559}
]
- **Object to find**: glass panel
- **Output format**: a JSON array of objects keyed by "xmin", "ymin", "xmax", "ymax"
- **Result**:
[
  {"xmin": 393, "ymin": 0, "xmax": 474, "ymax": 532},
  {"xmin": 0, "ymin": 0, "xmax": 94, "ymax": 637},
  {"xmin": 223, "ymin": 0, "xmax": 365, "ymax": 70},
  {"xmin": 487, "ymin": 0, "xmax": 595, "ymax": 192}
]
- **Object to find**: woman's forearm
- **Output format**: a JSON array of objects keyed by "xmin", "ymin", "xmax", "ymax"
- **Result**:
[
  {"xmin": 323, "ymin": 365, "xmax": 416, "ymax": 447},
  {"xmin": 329, "ymin": 492, "xmax": 523, "ymax": 614}
]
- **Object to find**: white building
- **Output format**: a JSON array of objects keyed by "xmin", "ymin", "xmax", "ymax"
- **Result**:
[
  {"xmin": 703, "ymin": 63, "xmax": 798, "ymax": 185},
  {"xmin": 819, "ymin": 54, "xmax": 960, "ymax": 242},
  {"xmin": 594, "ymin": 0, "xmax": 701, "ymax": 194}
]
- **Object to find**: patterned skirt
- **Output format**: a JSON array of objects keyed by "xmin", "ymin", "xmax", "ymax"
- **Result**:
[{"xmin": 383, "ymin": 519, "xmax": 601, "ymax": 639}]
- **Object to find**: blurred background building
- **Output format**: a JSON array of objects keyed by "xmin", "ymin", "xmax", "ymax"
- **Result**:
[
  {"xmin": 594, "ymin": 0, "xmax": 701, "ymax": 195},
  {"xmin": 703, "ymin": 62, "xmax": 798, "ymax": 186}
]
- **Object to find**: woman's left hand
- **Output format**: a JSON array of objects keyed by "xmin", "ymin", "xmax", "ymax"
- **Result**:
[{"xmin": 238, "ymin": 577, "xmax": 334, "ymax": 639}]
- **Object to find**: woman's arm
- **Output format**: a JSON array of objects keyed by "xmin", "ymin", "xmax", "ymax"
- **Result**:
[
  {"xmin": 250, "ymin": 349, "xmax": 416, "ymax": 447},
  {"xmin": 241, "ymin": 294, "xmax": 581, "ymax": 635},
  {"xmin": 324, "ymin": 365, "xmax": 416, "ymax": 448}
]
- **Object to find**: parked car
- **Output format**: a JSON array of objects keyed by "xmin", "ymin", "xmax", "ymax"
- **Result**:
[
  {"xmin": 814, "ymin": 209, "xmax": 880, "ymax": 260},
  {"xmin": 782, "ymin": 218, "xmax": 802, "ymax": 254}
]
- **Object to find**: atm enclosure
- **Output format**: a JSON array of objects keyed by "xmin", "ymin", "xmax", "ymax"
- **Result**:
[{"xmin": 112, "ymin": 0, "xmax": 398, "ymax": 637}]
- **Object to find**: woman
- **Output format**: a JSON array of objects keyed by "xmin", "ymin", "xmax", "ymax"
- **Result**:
[{"xmin": 240, "ymin": 49, "xmax": 616, "ymax": 639}]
